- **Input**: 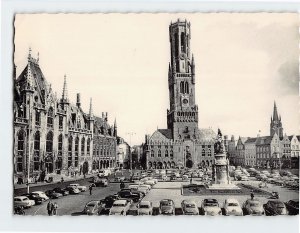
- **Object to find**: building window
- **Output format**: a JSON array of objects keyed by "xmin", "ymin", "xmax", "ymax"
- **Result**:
[
  {"xmin": 170, "ymin": 150, "xmax": 174, "ymax": 159},
  {"xmin": 47, "ymin": 107, "xmax": 54, "ymax": 128},
  {"xmin": 68, "ymin": 137, "xmax": 72, "ymax": 168},
  {"xmin": 208, "ymin": 149, "xmax": 211, "ymax": 156},
  {"xmin": 46, "ymin": 131, "xmax": 53, "ymax": 153},
  {"xmin": 202, "ymin": 149, "xmax": 205, "ymax": 156},
  {"xmin": 181, "ymin": 32, "xmax": 186, "ymax": 53},
  {"xmin": 33, "ymin": 131, "xmax": 40, "ymax": 171},
  {"xmin": 185, "ymin": 82, "xmax": 189, "ymax": 94},
  {"xmin": 75, "ymin": 137, "xmax": 79, "ymax": 167},
  {"xmin": 35, "ymin": 110, "xmax": 40, "ymax": 126},
  {"xmin": 158, "ymin": 150, "xmax": 161, "ymax": 157},
  {"xmin": 81, "ymin": 137, "xmax": 85, "ymax": 156},
  {"xmin": 87, "ymin": 138, "xmax": 90, "ymax": 155},
  {"xmin": 17, "ymin": 130, "xmax": 25, "ymax": 172},
  {"xmin": 151, "ymin": 150, "xmax": 154, "ymax": 157},
  {"xmin": 59, "ymin": 116, "xmax": 63, "ymax": 129},
  {"xmin": 165, "ymin": 150, "xmax": 168, "ymax": 157}
]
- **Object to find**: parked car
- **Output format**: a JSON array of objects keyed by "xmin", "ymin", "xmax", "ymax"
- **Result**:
[
  {"xmin": 285, "ymin": 199, "xmax": 299, "ymax": 215},
  {"xmin": 45, "ymin": 190, "xmax": 63, "ymax": 199},
  {"xmin": 14, "ymin": 196, "xmax": 35, "ymax": 208},
  {"xmin": 182, "ymin": 175, "xmax": 189, "ymax": 181},
  {"xmin": 31, "ymin": 191, "xmax": 49, "ymax": 201},
  {"xmin": 264, "ymin": 200, "xmax": 288, "ymax": 216},
  {"xmin": 65, "ymin": 186, "xmax": 80, "ymax": 194},
  {"xmin": 242, "ymin": 199, "xmax": 264, "ymax": 216},
  {"xmin": 22, "ymin": 193, "xmax": 43, "ymax": 205},
  {"xmin": 137, "ymin": 201, "xmax": 153, "ymax": 215},
  {"xmin": 52, "ymin": 187, "xmax": 69, "ymax": 196},
  {"xmin": 223, "ymin": 199, "xmax": 243, "ymax": 216},
  {"xmin": 100, "ymin": 195, "xmax": 120, "ymax": 212},
  {"xmin": 200, "ymin": 199, "xmax": 222, "ymax": 216},
  {"xmin": 130, "ymin": 176, "xmax": 140, "ymax": 182},
  {"xmin": 240, "ymin": 175, "xmax": 249, "ymax": 181},
  {"xmin": 181, "ymin": 200, "xmax": 199, "ymax": 215},
  {"xmin": 128, "ymin": 184, "xmax": 139, "ymax": 191},
  {"xmin": 159, "ymin": 199, "xmax": 175, "ymax": 215},
  {"xmin": 68, "ymin": 183, "xmax": 87, "ymax": 192},
  {"xmin": 118, "ymin": 189, "xmax": 141, "ymax": 202},
  {"xmin": 144, "ymin": 180, "xmax": 156, "ymax": 186},
  {"xmin": 94, "ymin": 178, "xmax": 109, "ymax": 187},
  {"xmin": 137, "ymin": 186, "xmax": 149, "ymax": 195},
  {"xmin": 83, "ymin": 200, "xmax": 102, "ymax": 215},
  {"xmin": 109, "ymin": 199, "xmax": 131, "ymax": 215}
]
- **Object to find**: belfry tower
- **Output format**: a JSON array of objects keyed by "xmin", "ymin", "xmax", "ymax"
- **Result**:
[{"xmin": 167, "ymin": 19, "xmax": 199, "ymax": 140}]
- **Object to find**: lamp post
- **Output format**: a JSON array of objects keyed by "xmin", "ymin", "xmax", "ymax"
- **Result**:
[{"xmin": 126, "ymin": 132, "xmax": 136, "ymax": 170}]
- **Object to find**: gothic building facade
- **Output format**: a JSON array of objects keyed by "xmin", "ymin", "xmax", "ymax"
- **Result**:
[
  {"xmin": 144, "ymin": 19, "xmax": 216, "ymax": 169},
  {"xmin": 13, "ymin": 50, "xmax": 117, "ymax": 182}
]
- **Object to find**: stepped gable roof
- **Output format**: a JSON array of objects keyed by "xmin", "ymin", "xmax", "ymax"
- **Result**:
[
  {"xmin": 199, "ymin": 128, "xmax": 216, "ymax": 141},
  {"xmin": 158, "ymin": 129, "xmax": 172, "ymax": 139},
  {"xmin": 16, "ymin": 61, "xmax": 48, "ymax": 104},
  {"xmin": 245, "ymin": 137, "xmax": 257, "ymax": 143},
  {"xmin": 288, "ymin": 135, "xmax": 294, "ymax": 141},
  {"xmin": 255, "ymin": 136, "xmax": 273, "ymax": 145},
  {"xmin": 240, "ymin": 137, "xmax": 249, "ymax": 144}
]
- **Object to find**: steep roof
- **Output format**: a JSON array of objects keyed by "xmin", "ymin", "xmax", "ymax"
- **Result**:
[
  {"xmin": 255, "ymin": 136, "xmax": 273, "ymax": 145},
  {"xmin": 158, "ymin": 129, "xmax": 172, "ymax": 139},
  {"xmin": 245, "ymin": 137, "xmax": 257, "ymax": 143}
]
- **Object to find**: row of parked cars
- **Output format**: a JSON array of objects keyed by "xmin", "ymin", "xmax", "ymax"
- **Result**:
[{"xmin": 14, "ymin": 183, "xmax": 87, "ymax": 209}]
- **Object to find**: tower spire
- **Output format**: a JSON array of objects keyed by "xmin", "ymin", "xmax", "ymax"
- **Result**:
[
  {"xmin": 273, "ymin": 101, "xmax": 279, "ymax": 121},
  {"xmin": 89, "ymin": 98, "xmax": 93, "ymax": 117},
  {"xmin": 61, "ymin": 74, "xmax": 69, "ymax": 102}
]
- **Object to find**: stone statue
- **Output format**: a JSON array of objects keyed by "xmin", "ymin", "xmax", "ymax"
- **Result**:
[{"xmin": 214, "ymin": 128, "xmax": 224, "ymax": 154}]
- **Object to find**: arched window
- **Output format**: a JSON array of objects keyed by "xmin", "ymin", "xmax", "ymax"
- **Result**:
[
  {"xmin": 75, "ymin": 137, "xmax": 79, "ymax": 167},
  {"xmin": 180, "ymin": 81, "xmax": 184, "ymax": 93},
  {"xmin": 174, "ymin": 32, "xmax": 179, "ymax": 58},
  {"xmin": 81, "ymin": 137, "xmax": 85, "ymax": 156},
  {"xmin": 47, "ymin": 107, "xmax": 54, "ymax": 128},
  {"xmin": 87, "ymin": 138, "xmax": 90, "ymax": 155},
  {"xmin": 68, "ymin": 136, "xmax": 72, "ymax": 167},
  {"xmin": 208, "ymin": 149, "xmax": 211, "ymax": 156},
  {"xmin": 151, "ymin": 150, "xmax": 154, "ymax": 157},
  {"xmin": 185, "ymin": 82, "xmax": 189, "ymax": 94},
  {"xmin": 202, "ymin": 149, "xmax": 205, "ymax": 156},
  {"xmin": 181, "ymin": 32, "xmax": 186, "ymax": 53},
  {"xmin": 17, "ymin": 130, "xmax": 25, "ymax": 172},
  {"xmin": 33, "ymin": 131, "xmax": 40, "ymax": 171},
  {"xmin": 46, "ymin": 131, "xmax": 53, "ymax": 153},
  {"xmin": 170, "ymin": 150, "xmax": 173, "ymax": 158}
]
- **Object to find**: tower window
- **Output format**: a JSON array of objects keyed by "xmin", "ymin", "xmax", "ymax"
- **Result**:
[
  {"xmin": 174, "ymin": 33, "xmax": 179, "ymax": 58},
  {"xmin": 180, "ymin": 81, "xmax": 184, "ymax": 93},
  {"xmin": 185, "ymin": 82, "xmax": 189, "ymax": 94},
  {"xmin": 181, "ymin": 32, "xmax": 186, "ymax": 53}
]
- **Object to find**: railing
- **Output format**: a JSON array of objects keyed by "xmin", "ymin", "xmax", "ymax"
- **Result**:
[
  {"xmin": 33, "ymin": 102, "xmax": 45, "ymax": 109},
  {"xmin": 15, "ymin": 117, "xmax": 28, "ymax": 124},
  {"xmin": 69, "ymin": 127, "xmax": 92, "ymax": 134},
  {"xmin": 176, "ymin": 73, "xmax": 191, "ymax": 78}
]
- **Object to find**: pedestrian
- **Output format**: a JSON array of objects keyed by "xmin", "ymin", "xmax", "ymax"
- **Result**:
[
  {"xmin": 53, "ymin": 202, "xmax": 58, "ymax": 215},
  {"xmin": 250, "ymin": 190, "xmax": 254, "ymax": 200},
  {"xmin": 120, "ymin": 181, "xmax": 125, "ymax": 189},
  {"xmin": 47, "ymin": 200, "xmax": 53, "ymax": 216},
  {"xmin": 61, "ymin": 177, "xmax": 64, "ymax": 183},
  {"xmin": 89, "ymin": 184, "xmax": 93, "ymax": 195}
]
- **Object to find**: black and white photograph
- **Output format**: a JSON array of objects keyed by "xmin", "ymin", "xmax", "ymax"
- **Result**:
[{"xmin": 12, "ymin": 13, "xmax": 299, "ymax": 218}]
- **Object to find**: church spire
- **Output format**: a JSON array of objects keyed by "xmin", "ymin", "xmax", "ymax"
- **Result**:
[
  {"xmin": 61, "ymin": 74, "xmax": 69, "ymax": 103},
  {"xmin": 114, "ymin": 118, "xmax": 117, "ymax": 137},
  {"xmin": 273, "ymin": 101, "xmax": 279, "ymax": 121}
]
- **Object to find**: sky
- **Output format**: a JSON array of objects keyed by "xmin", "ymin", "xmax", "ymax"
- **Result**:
[{"xmin": 14, "ymin": 13, "xmax": 299, "ymax": 145}]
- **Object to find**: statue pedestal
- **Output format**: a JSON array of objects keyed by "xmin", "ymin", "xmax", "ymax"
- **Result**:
[{"xmin": 208, "ymin": 183, "xmax": 240, "ymax": 190}]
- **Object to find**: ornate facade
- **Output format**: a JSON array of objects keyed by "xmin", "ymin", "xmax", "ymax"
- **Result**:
[
  {"xmin": 144, "ymin": 19, "xmax": 216, "ymax": 169},
  {"xmin": 13, "ymin": 50, "xmax": 117, "ymax": 182}
]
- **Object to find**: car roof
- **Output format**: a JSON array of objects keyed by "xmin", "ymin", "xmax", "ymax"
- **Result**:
[
  {"xmin": 140, "ymin": 201, "xmax": 151, "ymax": 205},
  {"xmin": 32, "ymin": 191, "xmax": 44, "ymax": 193},
  {"xmin": 114, "ymin": 200, "xmax": 127, "ymax": 204},
  {"xmin": 87, "ymin": 200, "xmax": 100, "ymax": 205},
  {"xmin": 15, "ymin": 196, "xmax": 27, "ymax": 198},
  {"xmin": 182, "ymin": 200, "xmax": 196, "ymax": 204},
  {"xmin": 204, "ymin": 199, "xmax": 218, "ymax": 202},
  {"xmin": 226, "ymin": 198, "xmax": 239, "ymax": 203}
]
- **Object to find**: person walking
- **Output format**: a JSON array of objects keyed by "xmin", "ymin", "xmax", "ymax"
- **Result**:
[
  {"xmin": 89, "ymin": 184, "xmax": 93, "ymax": 195},
  {"xmin": 120, "ymin": 181, "xmax": 125, "ymax": 189},
  {"xmin": 250, "ymin": 190, "xmax": 255, "ymax": 200},
  {"xmin": 47, "ymin": 200, "xmax": 53, "ymax": 216},
  {"xmin": 53, "ymin": 202, "xmax": 58, "ymax": 216}
]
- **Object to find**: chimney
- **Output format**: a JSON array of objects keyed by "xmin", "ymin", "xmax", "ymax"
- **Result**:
[{"xmin": 76, "ymin": 93, "xmax": 81, "ymax": 108}]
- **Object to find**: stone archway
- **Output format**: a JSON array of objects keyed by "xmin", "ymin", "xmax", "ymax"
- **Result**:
[
  {"xmin": 153, "ymin": 162, "xmax": 157, "ymax": 169},
  {"xmin": 148, "ymin": 162, "xmax": 152, "ymax": 169},
  {"xmin": 167, "ymin": 161, "xmax": 171, "ymax": 169},
  {"xmin": 82, "ymin": 161, "xmax": 89, "ymax": 175},
  {"xmin": 163, "ymin": 161, "xmax": 167, "ymax": 169},
  {"xmin": 100, "ymin": 160, "xmax": 103, "ymax": 169},
  {"xmin": 171, "ymin": 161, "xmax": 175, "ymax": 168},
  {"xmin": 157, "ymin": 162, "xmax": 163, "ymax": 169}
]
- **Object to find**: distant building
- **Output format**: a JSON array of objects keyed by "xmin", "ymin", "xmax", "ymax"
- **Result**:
[
  {"xmin": 116, "ymin": 137, "xmax": 130, "ymax": 169},
  {"xmin": 270, "ymin": 101, "xmax": 283, "ymax": 139},
  {"xmin": 289, "ymin": 135, "xmax": 300, "ymax": 168},
  {"xmin": 244, "ymin": 138, "xmax": 257, "ymax": 167},
  {"xmin": 227, "ymin": 135, "xmax": 237, "ymax": 165},
  {"xmin": 235, "ymin": 137, "xmax": 249, "ymax": 166}
]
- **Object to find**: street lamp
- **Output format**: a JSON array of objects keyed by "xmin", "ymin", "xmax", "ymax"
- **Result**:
[{"xmin": 126, "ymin": 132, "xmax": 136, "ymax": 170}]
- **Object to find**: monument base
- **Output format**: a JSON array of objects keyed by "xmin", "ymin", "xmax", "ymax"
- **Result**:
[{"xmin": 207, "ymin": 183, "xmax": 240, "ymax": 190}]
